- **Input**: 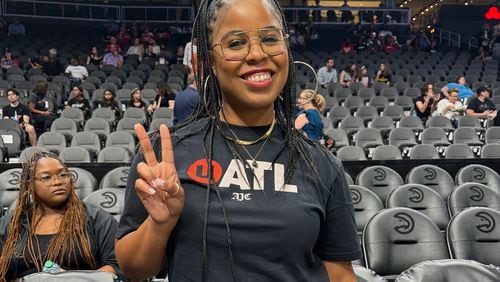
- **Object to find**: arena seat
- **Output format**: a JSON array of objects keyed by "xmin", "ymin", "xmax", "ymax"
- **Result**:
[
  {"xmin": 349, "ymin": 185, "xmax": 383, "ymax": 234},
  {"xmin": 100, "ymin": 166, "xmax": 130, "ymax": 190},
  {"xmin": 447, "ymin": 183, "xmax": 500, "ymax": 216},
  {"xmin": 447, "ymin": 207, "xmax": 500, "ymax": 266},
  {"xmin": 59, "ymin": 147, "xmax": 92, "ymax": 163},
  {"xmin": 83, "ymin": 188, "xmax": 125, "ymax": 221},
  {"xmin": 337, "ymin": 146, "xmax": 367, "ymax": 161},
  {"xmin": 455, "ymin": 164, "xmax": 500, "ymax": 187},
  {"xmin": 356, "ymin": 165, "xmax": 404, "ymax": 204},
  {"xmin": 363, "ymin": 208, "xmax": 449, "ymax": 280},
  {"xmin": 68, "ymin": 167, "xmax": 97, "ymax": 199}
]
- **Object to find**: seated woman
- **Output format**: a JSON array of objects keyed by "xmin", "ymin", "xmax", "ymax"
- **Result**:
[
  {"xmin": 128, "ymin": 88, "xmax": 148, "ymax": 110},
  {"xmin": 0, "ymin": 151, "xmax": 121, "ymax": 280},
  {"xmin": 94, "ymin": 89, "xmax": 121, "ymax": 120},
  {"xmin": 295, "ymin": 89, "xmax": 325, "ymax": 141},
  {"xmin": 149, "ymin": 81, "xmax": 175, "ymax": 112}
]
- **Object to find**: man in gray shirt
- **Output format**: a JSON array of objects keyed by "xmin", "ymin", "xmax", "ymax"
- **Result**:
[{"xmin": 317, "ymin": 58, "xmax": 337, "ymax": 86}]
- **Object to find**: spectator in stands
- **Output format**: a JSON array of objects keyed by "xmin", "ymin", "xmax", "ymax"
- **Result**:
[
  {"xmin": 129, "ymin": 88, "xmax": 148, "ymax": 110},
  {"xmin": 149, "ymin": 39, "xmax": 161, "ymax": 55},
  {"xmin": 65, "ymin": 86, "xmax": 91, "ymax": 120},
  {"xmin": 340, "ymin": 38, "xmax": 355, "ymax": 54},
  {"xmin": 150, "ymin": 82, "xmax": 175, "ymax": 112},
  {"xmin": 41, "ymin": 49, "xmax": 64, "ymax": 80},
  {"xmin": 339, "ymin": 62, "xmax": 356, "ymax": 87},
  {"xmin": 65, "ymin": 58, "xmax": 88, "ymax": 86},
  {"xmin": 157, "ymin": 49, "xmax": 171, "ymax": 66},
  {"xmin": 143, "ymin": 45, "xmax": 159, "ymax": 63},
  {"xmin": 29, "ymin": 54, "xmax": 45, "ymax": 70},
  {"xmin": 7, "ymin": 17, "xmax": 25, "ymax": 37},
  {"xmin": 356, "ymin": 65, "xmax": 370, "ymax": 87},
  {"xmin": 102, "ymin": 46, "xmax": 123, "ymax": 68},
  {"xmin": 366, "ymin": 31, "xmax": 381, "ymax": 53},
  {"xmin": 0, "ymin": 151, "xmax": 120, "ymax": 280},
  {"xmin": 436, "ymin": 88, "xmax": 464, "ymax": 124},
  {"xmin": 115, "ymin": 1, "xmax": 359, "ymax": 281},
  {"xmin": 375, "ymin": 62, "xmax": 391, "ymax": 85},
  {"xmin": 2, "ymin": 89, "xmax": 37, "ymax": 146},
  {"xmin": 466, "ymin": 86, "xmax": 499, "ymax": 126},
  {"xmin": 28, "ymin": 81, "xmax": 55, "ymax": 133},
  {"xmin": 0, "ymin": 48, "xmax": 19, "ymax": 70},
  {"xmin": 126, "ymin": 38, "xmax": 145, "ymax": 61},
  {"xmin": 105, "ymin": 37, "xmax": 122, "ymax": 54},
  {"xmin": 86, "ymin": 46, "xmax": 103, "ymax": 67},
  {"xmin": 382, "ymin": 35, "xmax": 400, "ymax": 54},
  {"xmin": 140, "ymin": 26, "xmax": 154, "ymax": 44},
  {"xmin": 317, "ymin": 58, "xmax": 337, "ymax": 86},
  {"xmin": 95, "ymin": 89, "xmax": 121, "ymax": 119},
  {"xmin": 415, "ymin": 86, "xmax": 438, "ymax": 124},
  {"xmin": 183, "ymin": 37, "xmax": 198, "ymax": 74},
  {"xmin": 154, "ymin": 27, "xmax": 171, "ymax": 48},
  {"xmin": 104, "ymin": 18, "xmax": 120, "ymax": 35},
  {"xmin": 176, "ymin": 45, "xmax": 185, "ymax": 64},
  {"xmin": 340, "ymin": 0, "xmax": 354, "ymax": 22},
  {"xmin": 295, "ymin": 89, "xmax": 325, "ymax": 141},
  {"xmin": 116, "ymin": 25, "xmax": 131, "ymax": 47},
  {"xmin": 173, "ymin": 74, "xmax": 198, "ymax": 125},
  {"xmin": 441, "ymin": 76, "xmax": 474, "ymax": 100}
]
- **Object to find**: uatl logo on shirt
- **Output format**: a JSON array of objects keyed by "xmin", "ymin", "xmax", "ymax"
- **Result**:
[{"xmin": 187, "ymin": 159, "xmax": 298, "ymax": 196}]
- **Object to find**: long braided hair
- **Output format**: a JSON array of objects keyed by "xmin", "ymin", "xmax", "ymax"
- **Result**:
[
  {"xmin": 0, "ymin": 152, "xmax": 96, "ymax": 280},
  {"xmin": 147, "ymin": 0, "xmax": 330, "ymax": 280}
]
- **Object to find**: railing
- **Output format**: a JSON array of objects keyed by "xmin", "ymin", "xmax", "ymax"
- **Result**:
[
  {"xmin": 282, "ymin": 7, "xmax": 411, "ymax": 25},
  {"xmin": 0, "ymin": 0, "xmax": 193, "ymax": 23},
  {"xmin": 432, "ymin": 28, "xmax": 462, "ymax": 48}
]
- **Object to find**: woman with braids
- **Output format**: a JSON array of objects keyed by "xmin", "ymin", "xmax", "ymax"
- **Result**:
[
  {"xmin": 115, "ymin": 0, "xmax": 360, "ymax": 281},
  {"xmin": 295, "ymin": 89, "xmax": 325, "ymax": 141},
  {"xmin": 0, "ymin": 152, "xmax": 120, "ymax": 280}
]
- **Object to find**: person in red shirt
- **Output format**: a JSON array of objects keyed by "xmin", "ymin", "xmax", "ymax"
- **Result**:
[{"xmin": 340, "ymin": 38, "xmax": 355, "ymax": 54}]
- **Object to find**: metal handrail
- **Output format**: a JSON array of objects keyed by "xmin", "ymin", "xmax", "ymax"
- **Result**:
[{"xmin": 432, "ymin": 28, "xmax": 462, "ymax": 48}]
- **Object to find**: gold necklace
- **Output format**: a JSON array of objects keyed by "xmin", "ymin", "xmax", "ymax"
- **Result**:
[{"xmin": 219, "ymin": 113, "xmax": 276, "ymax": 146}]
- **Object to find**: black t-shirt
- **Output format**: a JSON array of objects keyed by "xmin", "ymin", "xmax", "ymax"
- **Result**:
[
  {"xmin": 467, "ymin": 97, "xmax": 496, "ymax": 113},
  {"xmin": 154, "ymin": 94, "xmax": 176, "ymax": 108},
  {"xmin": 414, "ymin": 96, "xmax": 435, "ymax": 120},
  {"xmin": 95, "ymin": 100, "xmax": 121, "ymax": 119},
  {"xmin": 2, "ymin": 103, "xmax": 31, "ymax": 124},
  {"xmin": 68, "ymin": 97, "xmax": 92, "ymax": 118},
  {"xmin": 41, "ymin": 59, "xmax": 63, "ymax": 76},
  {"xmin": 28, "ymin": 93, "xmax": 53, "ymax": 113},
  {"xmin": 128, "ymin": 99, "xmax": 147, "ymax": 109},
  {"xmin": 117, "ymin": 118, "xmax": 360, "ymax": 281}
]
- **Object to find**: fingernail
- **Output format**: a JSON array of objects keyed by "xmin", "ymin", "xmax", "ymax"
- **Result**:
[
  {"xmin": 148, "ymin": 188, "xmax": 156, "ymax": 195},
  {"xmin": 152, "ymin": 178, "xmax": 165, "ymax": 188}
]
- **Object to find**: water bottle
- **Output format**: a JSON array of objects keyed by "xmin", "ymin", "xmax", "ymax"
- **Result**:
[{"xmin": 42, "ymin": 260, "xmax": 61, "ymax": 273}]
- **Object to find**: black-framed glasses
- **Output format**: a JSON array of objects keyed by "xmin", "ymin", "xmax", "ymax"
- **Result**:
[
  {"xmin": 211, "ymin": 28, "xmax": 289, "ymax": 61},
  {"xmin": 35, "ymin": 171, "xmax": 72, "ymax": 184}
]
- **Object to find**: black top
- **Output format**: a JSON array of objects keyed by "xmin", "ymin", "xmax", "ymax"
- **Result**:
[
  {"xmin": 117, "ymin": 118, "xmax": 360, "ymax": 281},
  {"xmin": 2, "ymin": 103, "xmax": 31, "ymax": 124},
  {"xmin": 41, "ymin": 59, "xmax": 63, "ymax": 76},
  {"xmin": 95, "ymin": 100, "xmax": 121, "ymax": 119},
  {"xmin": 414, "ymin": 96, "xmax": 435, "ymax": 121},
  {"xmin": 68, "ymin": 97, "xmax": 92, "ymax": 119},
  {"xmin": 28, "ymin": 93, "xmax": 53, "ymax": 113},
  {"xmin": 0, "ymin": 204, "xmax": 121, "ymax": 280},
  {"xmin": 128, "ymin": 99, "xmax": 147, "ymax": 110},
  {"xmin": 467, "ymin": 97, "xmax": 496, "ymax": 113},
  {"xmin": 88, "ymin": 56, "xmax": 103, "ymax": 66},
  {"xmin": 154, "ymin": 94, "xmax": 176, "ymax": 108}
]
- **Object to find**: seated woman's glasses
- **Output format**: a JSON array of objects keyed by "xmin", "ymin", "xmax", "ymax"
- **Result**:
[{"xmin": 35, "ymin": 171, "xmax": 72, "ymax": 183}]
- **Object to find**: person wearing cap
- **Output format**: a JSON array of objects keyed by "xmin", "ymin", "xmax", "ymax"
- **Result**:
[
  {"xmin": 0, "ymin": 48, "xmax": 19, "ymax": 70},
  {"xmin": 466, "ymin": 86, "xmax": 499, "ymax": 126},
  {"xmin": 41, "ymin": 49, "xmax": 63, "ymax": 80},
  {"xmin": 2, "ymin": 88, "xmax": 37, "ymax": 146}
]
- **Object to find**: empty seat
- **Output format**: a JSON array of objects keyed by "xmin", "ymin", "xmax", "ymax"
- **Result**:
[
  {"xmin": 100, "ymin": 166, "xmax": 130, "ymax": 190},
  {"xmin": 372, "ymin": 145, "xmax": 402, "ymax": 160},
  {"xmin": 455, "ymin": 164, "xmax": 500, "ymax": 187},
  {"xmin": 116, "ymin": 118, "xmax": 141, "ymax": 138},
  {"xmin": 334, "ymin": 88, "xmax": 352, "ymax": 104},
  {"xmin": 337, "ymin": 146, "xmax": 367, "ymax": 161},
  {"xmin": 350, "ymin": 185, "xmax": 384, "ymax": 234},
  {"xmin": 0, "ymin": 168, "xmax": 22, "ymax": 210},
  {"xmin": 59, "ymin": 147, "xmax": 92, "ymax": 163},
  {"xmin": 485, "ymin": 127, "xmax": 500, "ymax": 144},
  {"xmin": 91, "ymin": 107, "xmax": 116, "ymax": 126},
  {"xmin": 97, "ymin": 147, "xmax": 131, "ymax": 163},
  {"xmin": 399, "ymin": 116, "xmax": 424, "ymax": 133},
  {"xmin": 395, "ymin": 259, "xmax": 500, "ymax": 282},
  {"xmin": 389, "ymin": 127, "xmax": 417, "ymax": 152},
  {"xmin": 37, "ymin": 132, "xmax": 67, "ymax": 155},
  {"xmin": 355, "ymin": 128, "xmax": 384, "ymax": 151},
  {"xmin": 0, "ymin": 119, "xmax": 23, "ymax": 156},
  {"xmin": 447, "ymin": 207, "xmax": 500, "ymax": 266},
  {"xmin": 406, "ymin": 164, "xmax": 455, "ymax": 200},
  {"xmin": 370, "ymin": 116, "xmax": 395, "ymax": 137},
  {"xmin": 83, "ymin": 188, "xmax": 125, "ymax": 221},
  {"xmin": 369, "ymin": 96, "xmax": 389, "ymax": 112},
  {"xmin": 394, "ymin": 96, "xmax": 415, "ymax": 112},
  {"xmin": 71, "ymin": 131, "xmax": 101, "ymax": 160},
  {"xmin": 68, "ymin": 167, "xmax": 97, "ymax": 199},
  {"xmin": 387, "ymin": 184, "xmax": 449, "ymax": 230},
  {"xmin": 344, "ymin": 96, "xmax": 364, "ymax": 113},
  {"xmin": 356, "ymin": 166, "xmax": 404, "ymax": 203},
  {"xmin": 409, "ymin": 144, "xmax": 440, "ymax": 160},
  {"xmin": 457, "ymin": 116, "xmax": 484, "ymax": 132},
  {"xmin": 382, "ymin": 105, "xmax": 404, "ymax": 122},
  {"xmin": 447, "ymin": 183, "xmax": 500, "ymax": 216},
  {"xmin": 105, "ymin": 131, "xmax": 136, "ymax": 154},
  {"xmin": 149, "ymin": 118, "xmax": 173, "ymax": 131},
  {"xmin": 481, "ymin": 144, "xmax": 500, "ymax": 158},
  {"xmin": 453, "ymin": 127, "xmax": 483, "ymax": 146},
  {"xmin": 363, "ymin": 207, "xmax": 449, "ymax": 279},
  {"xmin": 340, "ymin": 116, "xmax": 366, "ymax": 137},
  {"xmin": 428, "ymin": 116, "xmax": 454, "ymax": 132},
  {"xmin": 356, "ymin": 106, "xmax": 379, "ymax": 124},
  {"xmin": 19, "ymin": 147, "xmax": 49, "ymax": 163},
  {"xmin": 50, "ymin": 118, "xmax": 78, "ymax": 142},
  {"xmin": 328, "ymin": 106, "xmax": 350, "ymax": 127},
  {"xmin": 123, "ymin": 107, "xmax": 147, "ymax": 124},
  {"xmin": 421, "ymin": 127, "xmax": 450, "ymax": 147},
  {"xmin": 358, "ymin": 88, "xmax": 375, "ymax": 103},
  {"xmin": 60, "ymin": 108, "xmax": 85, "ymax": 129},
  {"xmin": 152, "ymin": 107, "xmax": 174, "ymax": 119},
  {"xmin": 84, "ymin": 117, "xmax": 111, "ymax": 141},
  {"xmin": 445, "ymin": 144, "xmax": 475, "ymax": 159}
]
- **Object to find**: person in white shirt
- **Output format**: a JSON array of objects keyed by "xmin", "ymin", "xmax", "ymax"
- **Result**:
[
  {"xmin": 126, "ymin": 38, "xmax": 145, "ymax": 60},
  {"xmin": 317, "ymin": 58, "xmax": 338, "ymax": 86},
  {"xmin": 64, "ymin": 58, "xmax": 88, "ymax": 85},
  {"xmin": 436, "ymin": 88, "xmax": 464, "ymax": 120},
  {"xmin": 183, "ymin": 37, "xmax": 197, "ymax": 73}
]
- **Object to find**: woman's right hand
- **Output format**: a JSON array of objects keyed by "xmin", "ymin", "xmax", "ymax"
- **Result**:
[{"xmin": 134, "ymin": 124, "xmax": 185, "ymax": 226}]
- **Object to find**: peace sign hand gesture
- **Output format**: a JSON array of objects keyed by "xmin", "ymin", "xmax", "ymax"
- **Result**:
[{"xmin": 134, "ymin": 124, "xmax": 184, "ymax": 226}]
